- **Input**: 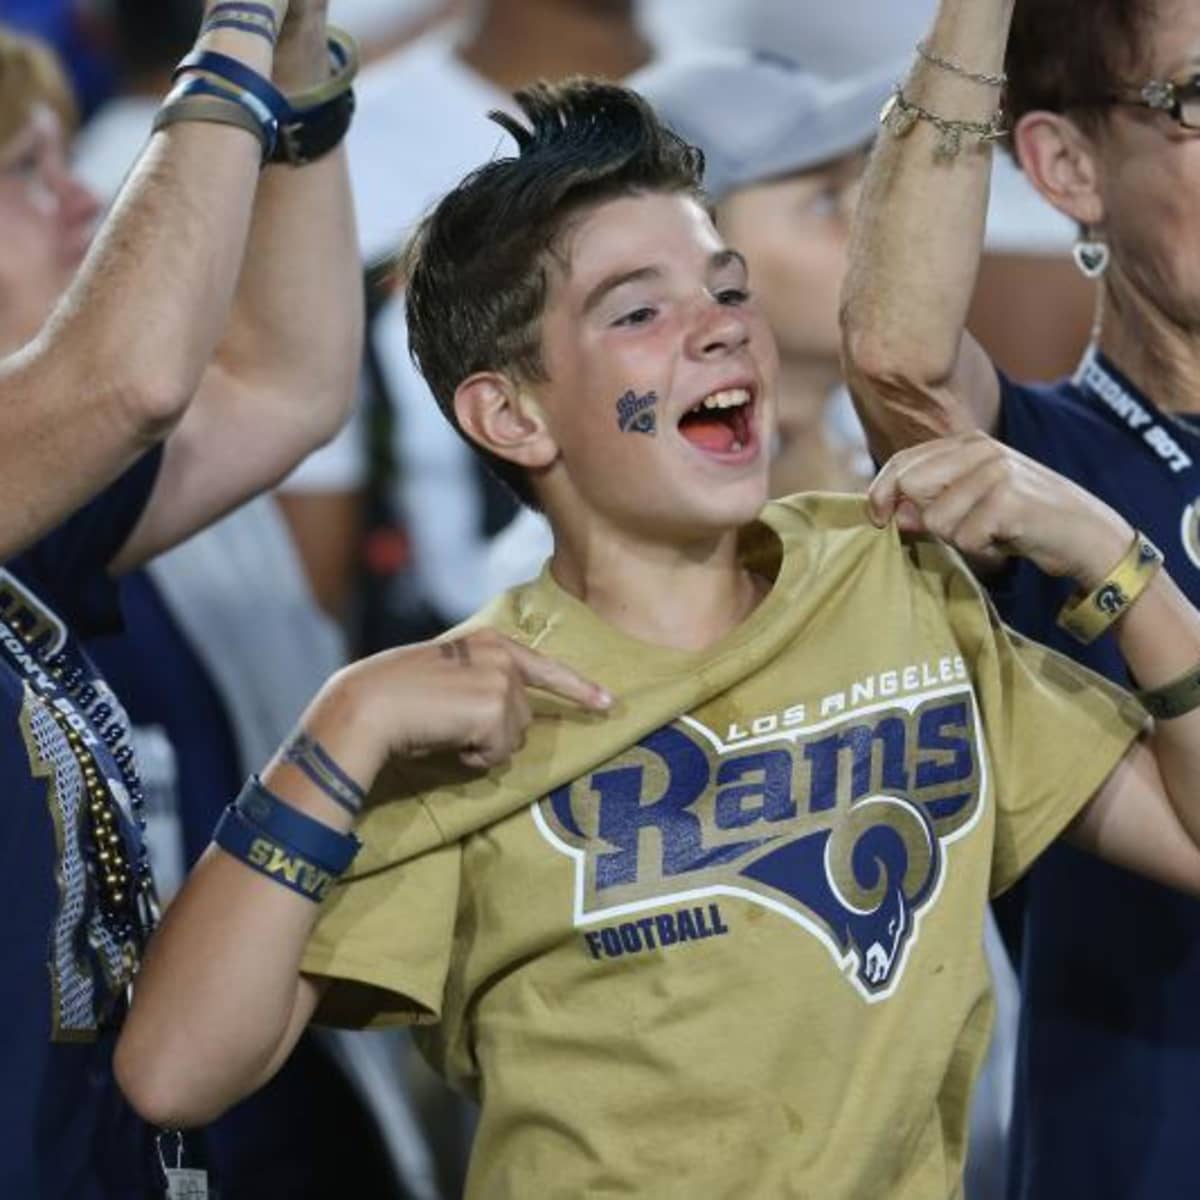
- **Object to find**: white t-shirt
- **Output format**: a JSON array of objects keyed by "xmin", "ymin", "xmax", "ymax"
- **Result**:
[
  {"xmin": 348, "ymin": 27, "xmax": 517, "ymax": 260},
  {"xmin": 329, "ymin": 0, "xmax": 444, "ymax": 46},
  {"xmin": 72, "ymin": 96, "xmax": 157, "ymax": 204}
]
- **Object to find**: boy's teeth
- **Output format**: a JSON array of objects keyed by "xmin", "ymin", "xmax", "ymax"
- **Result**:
[{"xmin": 696, "ymin": 388, "xmax": 750, "ymax": 412}]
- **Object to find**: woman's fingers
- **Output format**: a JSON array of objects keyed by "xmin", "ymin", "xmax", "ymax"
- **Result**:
[{"xmin": 870, "ymin": 433, "xmax": 1006, "ymax": 525}]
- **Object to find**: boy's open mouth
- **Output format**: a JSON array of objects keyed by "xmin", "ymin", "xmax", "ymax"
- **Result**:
[{"xmin": 677, "ymin": 388, "xmax": 754, "ymax": 455}]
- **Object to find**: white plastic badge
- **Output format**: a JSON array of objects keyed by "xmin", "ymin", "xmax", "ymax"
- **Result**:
[
  {"xmin": 158, "ymin": 1130, "xmax": 209, "ymax": 1199},
  {"xmin": 164, "ymin": 1168, "xmax": 210, "ymax": 1199}
]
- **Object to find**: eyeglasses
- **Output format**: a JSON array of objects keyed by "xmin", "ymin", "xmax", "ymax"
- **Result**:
[{"xmin": 1097, "ymin": 72, "xmax": 1200, "ymax": 131}]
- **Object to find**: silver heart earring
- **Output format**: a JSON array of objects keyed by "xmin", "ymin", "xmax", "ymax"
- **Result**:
[{"xmin": 1073, "ymin": 229, "xmax": 1110, "ymax": 280}]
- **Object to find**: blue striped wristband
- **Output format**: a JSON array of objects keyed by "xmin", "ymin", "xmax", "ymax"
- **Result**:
[
  {"xmin": 174, "ymin": 48, "xmax": 291, "ymax": 126},
  {"xmin": 160, "ymin": 74, "xmax": 278, "ymax": 159}
]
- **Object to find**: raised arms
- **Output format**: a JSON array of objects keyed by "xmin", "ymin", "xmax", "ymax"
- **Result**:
[
  {"xmin": 0, "ymin": 0, "xmax": 363, "ymax": 572},
  {"xmin": 0, "ymin": 5, "xmax": 283, "ymax": 562},
  {"xmin": 112, "ymin": 1, "xmax": 364, "ymax": 571},
  {"xmin": 840, "ymin": 0, "xmax": 1012, "ymax": 460}
]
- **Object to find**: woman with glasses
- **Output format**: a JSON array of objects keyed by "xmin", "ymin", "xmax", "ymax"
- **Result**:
[{"xmin": 841, "ymin": 1, "xmax": 1200, "ymax": 1196}]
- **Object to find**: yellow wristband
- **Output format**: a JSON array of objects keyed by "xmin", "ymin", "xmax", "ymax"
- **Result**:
[{"xmin": 1057, "ymin": 531, "xmax": 1163, "ymax": 644}]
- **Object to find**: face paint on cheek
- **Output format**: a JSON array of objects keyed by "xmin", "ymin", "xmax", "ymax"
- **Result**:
[{"xmin": 615, "ymin": 389, "xmax": 658, "ymax": 436}]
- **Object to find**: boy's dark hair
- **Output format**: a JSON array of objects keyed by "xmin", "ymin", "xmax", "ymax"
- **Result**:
[
  {"xmin": 1005, "ymin": 0, "xmax": 1157, "ymax": 137},
  {"xmin": 403, "ymin": 78, "xmax": 706, "ymax": 509}
]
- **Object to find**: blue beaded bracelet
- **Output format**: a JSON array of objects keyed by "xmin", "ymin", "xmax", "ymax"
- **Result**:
[
  {"xmin": 235, "ymin": 774, "xmax": 361, "ymax": 873},
  {"xmin": 213, "ymin": 803, "xmax": 350, "ymax": 903}
]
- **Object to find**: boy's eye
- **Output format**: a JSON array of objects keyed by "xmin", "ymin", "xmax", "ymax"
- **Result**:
[
  {"xmin": 613, "ymin": 305, "xmax": 657, "ymax": 327},
  {"xmin": 715, "ymin": 287, "xmax": 751, "ymax": 306}
]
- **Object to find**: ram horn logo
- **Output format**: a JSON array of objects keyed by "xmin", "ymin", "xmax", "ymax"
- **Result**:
[{"xmin": 739, "ymin": 793, "xmax": 940, "ymax": 995}]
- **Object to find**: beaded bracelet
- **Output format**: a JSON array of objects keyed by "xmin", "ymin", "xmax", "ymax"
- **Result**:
[
  {"xmin": 235, "ymin": 774, "xmax": 361, "ymax": 873},
  {"xmin": 1057, "ymin": 531, "xmax": 1164, "ymax": 644}
]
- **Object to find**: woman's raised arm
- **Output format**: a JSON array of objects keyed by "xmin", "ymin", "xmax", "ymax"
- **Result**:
[{"xmin": 840, "ymin": 0, "xmax": 1012, "ymax": 460}]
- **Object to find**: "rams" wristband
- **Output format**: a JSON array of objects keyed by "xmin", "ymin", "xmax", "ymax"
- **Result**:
[{"xmin": 213, "ymin": 794, "xmax": 358, "ymax": 903}]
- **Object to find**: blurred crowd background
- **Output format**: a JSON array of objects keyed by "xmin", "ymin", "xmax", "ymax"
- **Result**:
[{"xmin": 0, "ymin": 1, "xmax": 1095, "ymax": 1196}]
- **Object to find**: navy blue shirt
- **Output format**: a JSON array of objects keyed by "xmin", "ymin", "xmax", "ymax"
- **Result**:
[
  {"xmin": 0, "ymin": 449, "xmax": 163, "ymax": 1200},
  {"xmin": 996, "ymin": 355, "xmax": 1200, "ymax": 1199}
]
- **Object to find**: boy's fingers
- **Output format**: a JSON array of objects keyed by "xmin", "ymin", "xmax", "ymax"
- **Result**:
[{"xmin": 508, "ymin": 642, "xmax": 613, "ymax": 711}]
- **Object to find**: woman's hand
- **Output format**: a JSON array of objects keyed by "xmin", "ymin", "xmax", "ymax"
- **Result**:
[{"xmin": 868, "ymin": 432, "xmax": 1134, "ymax": 589}]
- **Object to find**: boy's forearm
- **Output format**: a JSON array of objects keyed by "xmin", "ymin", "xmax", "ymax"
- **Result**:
[
  {"xmin": 115, "ymin": 676, "xmax": 371, "ymax": 1127},
  {"xmin": 115, "ymin": 632, "xmax": 606, "ymax": 1124},
  {"xmin": 841, "ymin": 0, "xmax": 1013, "ymax": 448},
  {"xmin": 115, "ymin": 848, "xmax": 325, "ymax": 1127}
]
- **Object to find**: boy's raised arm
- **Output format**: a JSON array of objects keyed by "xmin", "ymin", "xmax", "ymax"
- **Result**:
[
  {"xmin": 840, "ymin": 0, "xmax": 1012, "ymax": 459},
  {"xmin": 114, "ymin": 632, "xmax": 611, "ymax": 1127}
]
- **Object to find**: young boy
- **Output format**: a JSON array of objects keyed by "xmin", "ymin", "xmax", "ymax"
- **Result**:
[
  {"xmin": 117, "ymin": 81, "xmax": 1200, "ymax": 1198},
  {"xmin": 485, "ymin": 49, "xmax": 888, "ymax": 590}
]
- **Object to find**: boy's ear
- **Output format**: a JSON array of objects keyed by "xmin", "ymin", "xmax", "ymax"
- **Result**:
[
  {"xmin": 453, "ymin": 372, "xmax": 559, "ymax": 470},
  {"xmin": 1012, "ymin": 110, "xmax": 1106, "ymax": 228}
]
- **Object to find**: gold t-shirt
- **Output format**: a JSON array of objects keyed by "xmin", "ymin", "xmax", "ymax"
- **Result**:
[{"xmin": 302, "ymin": 495, "xmax": 1144, "ymax": 1200}]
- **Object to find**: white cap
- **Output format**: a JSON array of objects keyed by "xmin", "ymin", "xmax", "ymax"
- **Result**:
[{"xmin": 630, "ymin": 49, "xmax": 901, "ymax": 200}]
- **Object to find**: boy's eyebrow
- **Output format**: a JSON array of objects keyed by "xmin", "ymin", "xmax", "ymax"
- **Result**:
[
  {"xmin": 581, "ymin": 250, "xmax": 749, "ymax": 316},
  {"xmin": 581, "ymin": 265, "xmax": 662, "ymax": 315},
  {"xmin": 710, "ymin": 248, "xmax": 748, "ymax": 277}
]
